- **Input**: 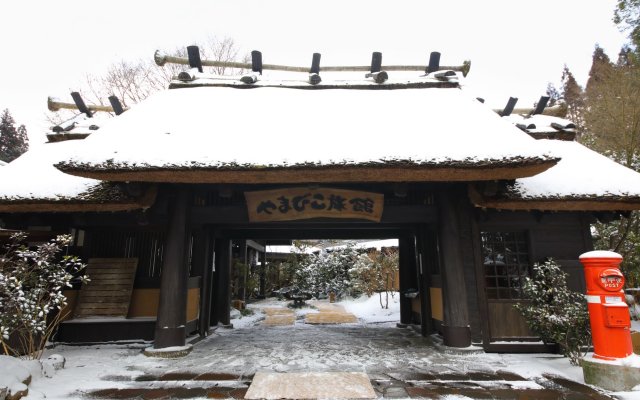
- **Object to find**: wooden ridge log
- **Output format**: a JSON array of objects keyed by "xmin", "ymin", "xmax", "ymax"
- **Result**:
[
  {"xmin": 154, "ymin": 50, "xmax": 472, "ymax": 77},
  {"xmin": 47, "ymin": 96, "xmax": 129, "ymax": 113},
  {"xmin": 493, "ymin": 104, "xmax": 567, "ymax": 118}
]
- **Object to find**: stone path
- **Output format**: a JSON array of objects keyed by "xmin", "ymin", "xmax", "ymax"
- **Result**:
[{"xmin": 83, "ymin": 323, "xmax": 614, "ymax": 399}]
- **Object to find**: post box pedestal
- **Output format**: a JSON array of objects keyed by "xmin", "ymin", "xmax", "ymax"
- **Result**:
[{"xmin": 582, "ymin": 355, "xmax": 640, "ymax": 391}]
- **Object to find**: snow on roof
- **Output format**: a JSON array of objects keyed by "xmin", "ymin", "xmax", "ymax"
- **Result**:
[
  {"xmin": 502, "ymin": 114, "xmax": 576, "ymax": 141},
  {"xmin": 0, "ymin": 160, "xmax": 6, "ymax": 166},
  {"xmin": 514, "ymin": 140, "xmax": 640, "ymax": 198},
  {"xmin": 46, "ymin": 112, "xmax": 111, "ymax": 142},
  {"xmin": 472, "ymin": 140, "xmax": 640, "ymax": 210},
  {"xmin": 55, "ymin": 85, "xmax": 558, "ymax": 183},
  {"xmin": 0, "ymin": 140, "xmax": 101, "ymax": 200},
  {"xmin": 0, "ymin": 140, "xmax": 153, "ymax": 211},
  {"xmin": 266, "ymin": 245, "xmax": 321, "ymax": 255},
  {"xmin": 325, "ymin": 239, "xmax": 399, "ymax": 251}
]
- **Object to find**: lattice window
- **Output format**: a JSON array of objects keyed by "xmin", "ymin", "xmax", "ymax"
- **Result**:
[{"xmin": 481, "ymin": 231, "xmax": 530, "ymax": 300}]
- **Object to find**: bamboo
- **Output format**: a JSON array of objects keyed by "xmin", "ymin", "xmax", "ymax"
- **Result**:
[
  {"xmin": 47, "ymin": 97, "xmax": 128, "ymax": 113},
  {"xmin": 154, "ymin": 50, "xmax": 472, "ymax": 77}
]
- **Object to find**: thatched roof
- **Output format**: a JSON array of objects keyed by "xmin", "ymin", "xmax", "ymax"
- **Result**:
[
  {"xmin": 469, "ymin": 140, "xmax": 640, "ymax": 211},
  {"xmin": 0, "ymin": 140, "xmax": 156, "ymax": 212},
  {"xmin": 55, "ymin": 85, "xmax": 558, "ymax": 183}
]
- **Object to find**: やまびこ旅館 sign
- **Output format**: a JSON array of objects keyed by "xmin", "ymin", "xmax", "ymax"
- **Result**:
[{"xmin": 244, "ymin": 188, "xmax": 384, "ymax": 222}]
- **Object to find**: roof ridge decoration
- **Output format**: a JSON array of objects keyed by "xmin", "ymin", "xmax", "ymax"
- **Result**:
[
  {"xmin": 494, "ymin": 96, "xmax": 577, "ymax": 141},
  {"xmin": 157, "ymin": 47, "xmax": 470, "ymax": 89},
  {"xmin": 46, "ymin": 92, "xmax": 127, "ymax": 143}
]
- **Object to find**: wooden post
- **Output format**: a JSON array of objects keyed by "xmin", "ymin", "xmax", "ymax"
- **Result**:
[
  {"xmin": 241, "ymin": 240, "xmax": 248, "ymax": 301},
  {"xmin": 415, "ymin": 225, "xmax": 435, "ymax": 336},
  {"xmin": 154, "ymin": 190, "xmax": 190, "ymax": 349},
  {"xmin": 259, "ymin": 244, "xmax": 267, "ymax": 298},
  {"xmin": 398, "ymin": 236, "xmax": 415, "ymax": 325},
  {"xmin": 436, "ymin": 191, "xmax": 471, "ymax": 347},
  {"xmin": 192, "ymin": 228, "xmax": 214, "ymax": 337},
  {"xmin": 215, "ymin": 239, "xmax": 232, "ymax": 326}
]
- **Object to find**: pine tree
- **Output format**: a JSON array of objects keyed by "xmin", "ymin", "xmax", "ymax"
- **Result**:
[
  {"xmin": 0, "ymin": 109, "xmax": 29, "ymax": 163},
  {"xmin": 560, "ymin": 66, "xmax": 584, "ymax": 127}
]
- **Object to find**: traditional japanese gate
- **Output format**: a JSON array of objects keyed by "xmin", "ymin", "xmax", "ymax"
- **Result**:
[{"xmin": 150, "ymin": 183, "xmax": 480, "ymax": 350}]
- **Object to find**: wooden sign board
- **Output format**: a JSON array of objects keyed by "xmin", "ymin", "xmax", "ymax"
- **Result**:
[{"xmin": 245, "ymin": 187, "xmax": 384, "ymax": 222}]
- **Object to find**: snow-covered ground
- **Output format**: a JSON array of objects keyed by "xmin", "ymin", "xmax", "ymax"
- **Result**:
[{"xmin": 3, "ymin": 294, "xmax": 640, "ymax": 399}]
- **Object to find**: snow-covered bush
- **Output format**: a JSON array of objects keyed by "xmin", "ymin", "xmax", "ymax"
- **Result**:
[
  {"xmin": 515, "ymin": 259, "xmax": 591, "ymax": 365},
  {"xmin": 0, "ymin": 232, "xmax": 87, "ymax": 359},
  {"xmin": 350, "ymin": 248, "xmax": 399, "ymax": 309},
  {"xmin": 293, "ymin": 242, "xmax": 362, "ymax": 298}
]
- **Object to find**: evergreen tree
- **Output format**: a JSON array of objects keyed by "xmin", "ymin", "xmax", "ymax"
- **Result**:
[
  {"xmin": 0, "ymin": 109, "xmax": 29, "ymax": 163},
  {"xmin": 560, "ymin": 66, "xmax": 584, "ymax": 127},
  {"xmin": 579, "ymin": 46, "xmax": 640, "ymax": 286},
  {"xmin": 614, "ymin": 0, "xmax": 640, "ymax": 57}
]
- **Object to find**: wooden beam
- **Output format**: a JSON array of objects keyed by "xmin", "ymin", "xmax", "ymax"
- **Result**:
[
  {"xmin": 154, "ymin": 190, "xmax": 190, "ymax": 349},
  {"xmin": 246, "ymin": 239, "xmax": 265, "ymax": 252},
  {"xmin": 191, "ymin": 204, "xmax": 437, "ymax": 225}
]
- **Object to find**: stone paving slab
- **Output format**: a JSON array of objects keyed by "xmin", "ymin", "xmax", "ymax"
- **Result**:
[
  {"xmin": 263, "ymin": 308, "xmax": 294, "ymax": 316},
  {"xmin": 305, "ymin": 302, "xmax": 359, "ymax": 324},
  {"xmin": 262, "ymin": 308, "xmax": 296, "ymax": 326},
  {"xmin": 244, "ymin": 371, "xmax": 376, "ymax": 399},
  {"xmin": 305, "ymin": 311, "xmax": 358, "ymax": 324}
]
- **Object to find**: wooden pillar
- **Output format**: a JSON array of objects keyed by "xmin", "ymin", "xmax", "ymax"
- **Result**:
[
  {"xmin": 436, "ymin": 191, "xmax": 471, "ymax": 347},
  {"xmin": 154, "ymin": 190, "xmax": 190, "ymax": 349},
  {"xmin": 259, "ymin": 244, "xmax": 267, "ymax": 298},
  {"xmin": 215, "ymin": 239, "xmax": 232, "ymax": 326},
  {"xmin": 416, "ymin": 225, "xmax": 434, "ymax": 336},
  {"xmin": 398, "ymin": 236, "xmax": 415, "ymax": 325},
  {"xmin": 192, "ymin": 228, "xmax": 214, "ymax": 337},
  {"xmin": 241, "ymin": 240, "xmax": 248, "ymax": 301}
]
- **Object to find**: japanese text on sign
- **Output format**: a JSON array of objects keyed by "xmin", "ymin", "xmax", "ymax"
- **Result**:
[{"xmin": 245, "ymin": 188, "xmax": 384, "ymax": 222}]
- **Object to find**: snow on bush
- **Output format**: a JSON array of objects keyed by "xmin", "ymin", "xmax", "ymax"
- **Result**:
[
  {"xmin": 515, "ymin": 259, "xmax": 591, "ymax": 366},
  {"xmin": 0, "ymin": 232, "xmax": 87, "ymax": 359},
  {"xmin": 293, "ymin": 243, "xmax": 361, "ymax": 297}
]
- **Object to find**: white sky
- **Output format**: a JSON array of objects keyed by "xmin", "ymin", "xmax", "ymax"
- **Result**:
[{"xmin": 0, "ymin": 0, "xmax": 628, "ymax": 146}]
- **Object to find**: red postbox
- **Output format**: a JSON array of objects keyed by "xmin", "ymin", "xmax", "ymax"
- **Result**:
[{"xmin": 579, "ymin": 250, "xmax": 633, "ymax": 360}]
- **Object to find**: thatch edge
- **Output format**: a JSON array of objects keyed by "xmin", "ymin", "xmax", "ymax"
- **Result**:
[
  {"xmin": 468, "ymin": 184, "xmax": 640, "ymax": 211},
  {"xmin": 0, "ymin": 185, "xmax": 157, "ymax": 213},
  {"xmin": 55, "ymin": 161, "xmax": 558, "ymax": 184}
]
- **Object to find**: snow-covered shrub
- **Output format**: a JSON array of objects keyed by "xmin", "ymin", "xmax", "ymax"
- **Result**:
[
  {"xmin": 515, "ymin": 259, "xmax": 591, "ymax": 365},
  {"xmin": 293, "ymin": 243, "xmax": 360, "ymax": 298},
  {"xmin": 350, "ymin": 248, "xmax": 399, "ymax": 309},
  {"xmin": 0, "ymin": 232, "xmax": 87, "ymax": 359}
]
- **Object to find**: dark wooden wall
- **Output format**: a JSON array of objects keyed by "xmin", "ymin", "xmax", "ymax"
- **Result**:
[
  {"xmin": 474, "ymin": 209, "xmax": 593, "ymax": 347},
  {"xmin": 476, "ymin": 210, "xmax": 593, "ymax": 292}
]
